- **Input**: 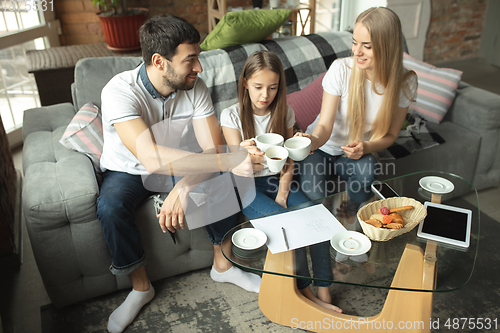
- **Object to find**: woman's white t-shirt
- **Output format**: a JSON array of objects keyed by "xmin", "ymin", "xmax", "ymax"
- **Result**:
[
  {"xmin": 220, "ymin": 103, "xmax": 295, "ymax": 177},
  {"xmin": 306, "ymin": 57, "xmax": 416, "ymax": 156}
]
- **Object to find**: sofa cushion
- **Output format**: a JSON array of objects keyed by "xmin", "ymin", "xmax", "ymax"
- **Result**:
[
  {"xmin": 403, "ymin": 53, "xmax": 463, "ymax": 124},
  {"xmin": 59, "ymin": 102, "xmax": 103, "ymax": 171},
  {"xmin": 287, "ymin": 72, "xmax": 325, "ymax": 131},
  {"xmin": 200, "ymin": 9, "xmax": 292, "ymax": 51}
]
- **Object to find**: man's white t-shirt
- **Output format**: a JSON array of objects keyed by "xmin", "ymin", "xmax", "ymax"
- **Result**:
[
  {"xmin": 220, "ymin": 103, "xmax": 295, "ymax": 177},
  {"xmin": 100, "ymin": 63, "xmax": 214, "ymax": 175},
  {"xmin": 306, "ymin": 57, "xmax": 416, "ymax": 156}
]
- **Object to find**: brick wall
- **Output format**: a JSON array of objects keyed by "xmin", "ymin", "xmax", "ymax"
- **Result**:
[
  {"xmin": 55, "ymin": 0, "xmax": 252, "ymax": 46},
  {"xmin": 0, "ymin": 115, "xmax": 16, "ymax": 256},
  {"xmin": 424, "ymin": 0, "xmax": 488, "ymax": 63}
]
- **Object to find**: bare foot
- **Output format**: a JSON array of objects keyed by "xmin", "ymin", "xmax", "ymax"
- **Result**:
[{"xmin": 300, "ymin": 286, "xmax": 342, "ymax": 313}]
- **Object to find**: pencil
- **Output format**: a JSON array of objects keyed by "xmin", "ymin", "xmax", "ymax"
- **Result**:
[{"xmin": 281, "ymin": 227, "xmax": 289, "ymax": 250}]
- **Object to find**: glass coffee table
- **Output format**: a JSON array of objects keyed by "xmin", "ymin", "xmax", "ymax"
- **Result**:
[{"xmin": 221, "ymin": 171, "xmax": 480, "ymax": 332}]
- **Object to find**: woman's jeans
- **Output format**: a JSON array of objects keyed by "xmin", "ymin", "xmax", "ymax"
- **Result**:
[
  {"xmin": 97, "ymin": 170, "xmax": 239, "ymax": 276},
  {"xmin": 240, "ymin": 175, "xmax": 333, "ymax": 289},
  {"xmin": 298, "ymin": 149, "xmax": 377, "ymax": 208}
]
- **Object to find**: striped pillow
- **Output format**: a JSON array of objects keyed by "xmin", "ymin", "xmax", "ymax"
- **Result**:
[
  {"xmin": 60, "ymin": 102, "xmax": 103, "ymax": 171},
  {"xmin": 403, "ymin": 53, "xmax": 463, "ymax": 123}
]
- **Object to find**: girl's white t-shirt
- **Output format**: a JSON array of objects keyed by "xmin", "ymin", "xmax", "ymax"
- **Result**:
[
  {"xmin": 306, "ymin": 57, "xmax": 416, "ymax": 156},
  {"xmin": 221, "ymin": 103, "xmax": 295, "ymax": 177}
]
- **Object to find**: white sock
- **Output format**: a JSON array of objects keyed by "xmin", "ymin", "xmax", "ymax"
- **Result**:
[
  {"xmin": 210, "ymin": 266, "xmax": 261, "ymax": 293},
  {"xmin": 107, "ymin": 283, "xmax": 155, "ymax": 333}
]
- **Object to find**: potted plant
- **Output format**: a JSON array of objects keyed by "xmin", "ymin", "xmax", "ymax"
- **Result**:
[{"xmin": 92, "ymin": 0, "xmax": 149, "ymax": 52}]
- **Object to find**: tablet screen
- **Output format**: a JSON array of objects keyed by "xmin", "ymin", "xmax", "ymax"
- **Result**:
[
  {"xmin": 418, "ymin": 202, "xmax": 472, "ymax": 249},
  {"xmin": 421, "ymin": 206, "xmax": 468, "ymax": 241}
]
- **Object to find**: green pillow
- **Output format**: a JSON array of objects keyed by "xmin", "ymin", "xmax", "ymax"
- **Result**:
[{"xmin": 201, "ymin": 9, "xmax": 292, "ymax": 51}]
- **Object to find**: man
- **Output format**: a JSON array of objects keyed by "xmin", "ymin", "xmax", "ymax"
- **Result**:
[{"xmin": 97, "ymin": 15, "xmax": 264, "ymax": 333}]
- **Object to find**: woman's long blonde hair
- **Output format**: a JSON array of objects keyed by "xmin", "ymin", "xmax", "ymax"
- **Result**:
[
  {"xmin": 238, "ymin": 51, "xmax": 288, "ymax": 140},
  {"xmin": 346, "ymin": 7, "xmax": 416, "ymax": 143}
]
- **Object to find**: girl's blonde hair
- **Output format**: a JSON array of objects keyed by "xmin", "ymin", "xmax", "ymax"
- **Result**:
[
  {"xmin": 238, "ymin": 50, "xmax": 288, "ymax": 140},
  {"xmin": 346, "ymin": 7, "xmax": 416, "ymax": 143}
]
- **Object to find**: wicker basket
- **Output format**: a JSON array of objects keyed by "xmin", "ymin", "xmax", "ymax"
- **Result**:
[{"xmin": 357, "ymin": 197, "xmax": 427, "ymax": 241}]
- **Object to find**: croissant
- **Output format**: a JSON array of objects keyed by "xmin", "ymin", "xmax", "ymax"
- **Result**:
[{"xmin": 389, "ymin": 213, "xmax": 404, "ymax": 225}]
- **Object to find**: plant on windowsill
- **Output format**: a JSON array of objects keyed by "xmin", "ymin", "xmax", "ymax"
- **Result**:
[{"xmin": 92, "ymin": 0, "xmax": 149, "ymax": 52}]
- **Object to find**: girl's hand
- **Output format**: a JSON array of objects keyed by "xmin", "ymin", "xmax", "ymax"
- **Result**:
[
  {"xmin": 240, "ymin": 139, "xmax": 256, "ymax": 148},
  {"xmin": 275, "ymin": 192, "xmax": 289, "ymax": 208},
  {"xmin": 341, "ymin": 140, "xmax": 365, "ymax": 160}
]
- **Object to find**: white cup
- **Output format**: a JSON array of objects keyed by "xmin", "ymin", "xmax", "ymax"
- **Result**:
[
  {"xmin": 264, "ymin": 146, "xmax": 289, "ymax": 173},
  {"xmin": 284, "ymin": 136, "xmax": 311, "ymax": 161},
  {"xmin": 252, "ymin": 133, "xmax": 284, "ymax": 152},
  {"xmin": 269, "ymin": 0, "xmax": 280, "ymax": 8}
]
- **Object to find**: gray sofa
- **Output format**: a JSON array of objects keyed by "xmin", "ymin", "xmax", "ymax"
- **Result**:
[{"xmin": 22, "ymin": 31, "xmax": 500, "ymax": 308}]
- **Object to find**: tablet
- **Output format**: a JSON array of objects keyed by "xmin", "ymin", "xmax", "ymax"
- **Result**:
[{"xmin": 417, "ymin": 201, "xmax": 472, "ymax": 250}]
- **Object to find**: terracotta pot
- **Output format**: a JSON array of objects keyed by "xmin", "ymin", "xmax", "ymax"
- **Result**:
[{"xmin": 98, "ymin": 8, "xmax": 149, "ymax": 52}]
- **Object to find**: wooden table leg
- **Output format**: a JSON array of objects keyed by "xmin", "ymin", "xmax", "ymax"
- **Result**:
[{"xmin": 259, "ymin": 244, "xmax": 432, "ymax": 332}]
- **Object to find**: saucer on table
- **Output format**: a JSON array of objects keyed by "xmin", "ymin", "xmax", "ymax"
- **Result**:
[
  {"xmin": 330, "ymin": 230, "xmax": 372, "ymax": 256},
  {"xmin": 419, "ymin": 176, "xmax": 454, "ymax": 194},
  {"xmin": 232, "ymin": 228, "xmax": 267, "ymax": 250}
]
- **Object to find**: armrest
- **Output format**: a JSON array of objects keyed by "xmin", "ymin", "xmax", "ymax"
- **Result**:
[
  {"xmin": 22, "ymin": 103, "xmax": 76, "ymax": 141},
  {"xmin": 445, "ymin": 82, "xmax": 500, "ymax": 134}
]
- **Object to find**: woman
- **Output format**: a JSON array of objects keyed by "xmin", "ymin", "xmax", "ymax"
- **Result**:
[{"xmin": 297, "ymin": 7, "xmax": 417, "ymax": 213}]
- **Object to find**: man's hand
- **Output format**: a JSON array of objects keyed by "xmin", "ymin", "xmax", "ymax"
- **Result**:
[
  {"xmin": 157, "ymin": 187, "xmax": 189, "ymax": 233},
  {"xmin": 341, "ymin": 140, "xmax": 365, "ymax": 160},
  {"xmin": 230, "ymin": 146, "xmax": 265, "ymax": 177}
]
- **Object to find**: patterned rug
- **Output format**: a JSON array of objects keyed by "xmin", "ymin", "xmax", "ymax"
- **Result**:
[{"xmin": 41, "ymin": 199, "xmax": 499, "ymax": 333}]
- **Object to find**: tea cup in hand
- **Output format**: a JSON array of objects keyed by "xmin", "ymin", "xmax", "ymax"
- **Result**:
[
  {"xmin": 264, "ymin": 146, "xmax": 289, "ymax": 173},
  {"xmin": 251, "ymin": 133, "xmax": 284, "ymax": 152},
  {"xmin": 284, "ymin": 136, "xmax": 311, "ymax": 161}
]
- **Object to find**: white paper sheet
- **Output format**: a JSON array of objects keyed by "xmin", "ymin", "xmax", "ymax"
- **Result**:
[{"xmin": 250, "ymin": 204, "xmax": 346, "ymax": 254}]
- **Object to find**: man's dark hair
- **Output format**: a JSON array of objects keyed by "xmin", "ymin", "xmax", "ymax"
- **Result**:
[{"xmin": 139, "ymin": 15, "xmax": 200, "ymax": 65}]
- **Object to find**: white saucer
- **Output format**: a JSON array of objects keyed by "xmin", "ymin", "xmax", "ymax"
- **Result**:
[
  {"xmin": 419, "ymin": 176, "xmax": 455, "ymax": 194},
  {"xmin": 330, "ymin": 231, "xmax": 372, "ymax": 256},
  {"xmin": 232, "ymin": 228, "xmax": 267, "ymax": 250}
]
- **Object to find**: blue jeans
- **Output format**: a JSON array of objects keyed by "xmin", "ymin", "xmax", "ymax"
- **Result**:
[
  {"xmin": 298, "ymin": 150, "xmax": 377, "ymax": 208},
  {"xmin": 241, "ymin": 175, "xmax": 332, "ymax": 289},
  {"xmin": 97, "ymin": 170, "xmax": 239, "ymax": 276}
]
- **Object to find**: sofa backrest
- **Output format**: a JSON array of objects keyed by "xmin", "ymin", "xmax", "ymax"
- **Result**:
[
  {"xmin": 72, "ymin": 31, "xmax": 353, "ymax": 116},
  {"xmin": 73, "ymin": 56, "xmax": 143, "ymax": 111},
  {"xmin": 199, "ymin": 31, "xmax": 353, "ymax": 120}
]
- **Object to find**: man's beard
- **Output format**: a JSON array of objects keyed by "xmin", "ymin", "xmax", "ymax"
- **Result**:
[{"xmin": 163, "ymin": 62, "xmax": 195, "ymax": 91}]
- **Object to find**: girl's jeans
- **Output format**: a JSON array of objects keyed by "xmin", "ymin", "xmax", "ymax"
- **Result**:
[{"xmin": 298, "ymin": 149, "xmax": 377, "ymax": 208}]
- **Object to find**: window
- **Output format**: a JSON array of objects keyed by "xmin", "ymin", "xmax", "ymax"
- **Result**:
[{"xmin": 0, "ymin": 0, "xmax": 59, "ymax": 148}]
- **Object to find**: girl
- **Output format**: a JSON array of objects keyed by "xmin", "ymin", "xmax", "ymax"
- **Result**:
[
  {"xmin": 297, "ymin": 7, "xmax": 417, "ymax": 214},
  {"xmin": 221, "ymin": 50, "xmax": 341, "ymax": 313}
]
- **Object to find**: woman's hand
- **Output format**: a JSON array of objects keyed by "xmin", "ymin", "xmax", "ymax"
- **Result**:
[
  {"xmin": 341, "ymin": 140, "xmax": 365, "ymax": 160},
  {"xmin": 293, "ymin": 132, "xmax": 315, "ymax": 155},
  {"xmin": 275, "ymin": 191, "xmax": 289, "ymax": 208},
  {"xmin": 293, "ymin": 132, "xmax": 311, "ymax": 139},
  {"xmin": 157, "ymin": 187, "xmax": 189, "ymax": 233}
]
